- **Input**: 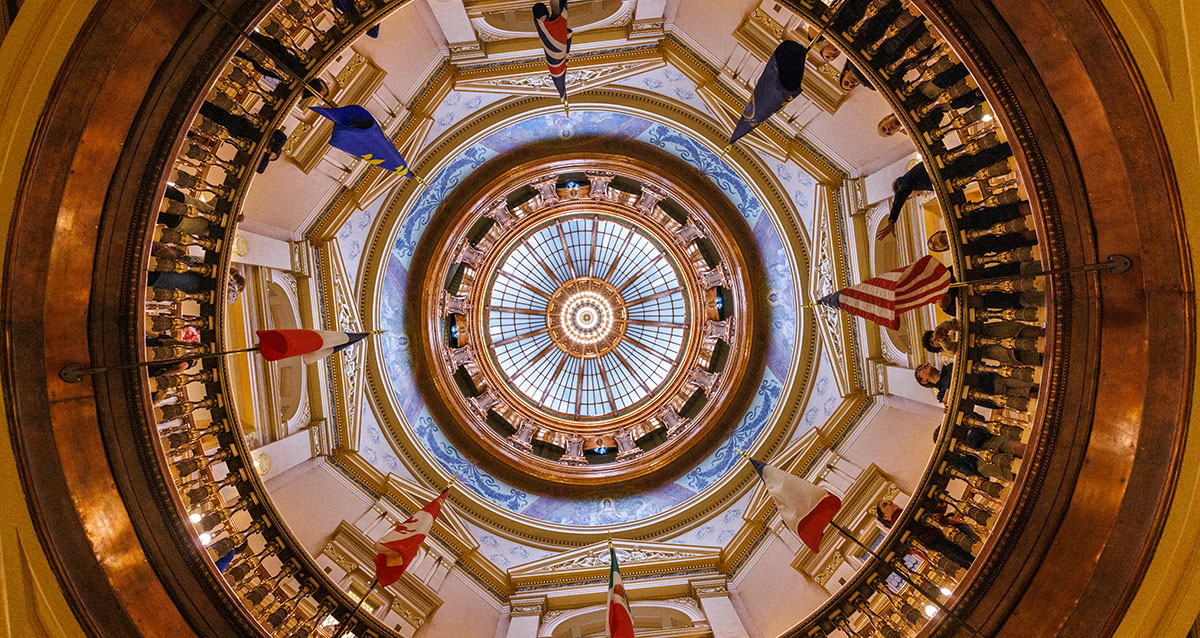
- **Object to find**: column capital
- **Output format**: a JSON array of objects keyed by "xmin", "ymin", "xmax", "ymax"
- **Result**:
[
  {"xmin": 509, "ymin": 596, "xmax": 547, "ymax": 618},
  {"xmin": 690, "ymin": 577, "xmax": 730, "ymax": 598}
]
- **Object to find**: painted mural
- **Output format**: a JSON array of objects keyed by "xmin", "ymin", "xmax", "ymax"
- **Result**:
[{"xmin": 372, "ymin": 108, "xmax": 815, "ymax": 526}]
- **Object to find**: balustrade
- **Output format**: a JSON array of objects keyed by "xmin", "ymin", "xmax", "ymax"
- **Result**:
[
  {"xmin": 134, "ymin": 1, "xmax": 408, "ymax": 636},
  {"xmin": 123, "ymin": 0, "xmax": 1056, "ymax": 635}
]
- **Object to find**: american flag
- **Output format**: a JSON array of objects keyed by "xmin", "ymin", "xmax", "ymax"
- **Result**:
[
  {"xmin": 818, "ymin": 255, "xmax": 951, "ymax": 330},
  {"xmin": 533, "ymin": 0, "xmax": 572, "ymax": 99}
]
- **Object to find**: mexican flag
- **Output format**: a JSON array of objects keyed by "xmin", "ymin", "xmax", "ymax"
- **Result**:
[
  {"xmin": 372, "ymin": 489, "xmax": 449, "ymax": 587},
  {"xmin": 606, "ymin": 545, "xmax": 635, "ymax": 638}
]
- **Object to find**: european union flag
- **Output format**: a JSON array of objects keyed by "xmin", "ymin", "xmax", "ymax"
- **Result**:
[
  {"xmin": 729, "ymin": 40, "xmax": 808, "ymax": 145},
  {"xmin": 311, "ymin": 105, "xmax": 410, "ymax": 176}
]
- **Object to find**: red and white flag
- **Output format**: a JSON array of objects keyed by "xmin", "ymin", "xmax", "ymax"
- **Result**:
[
  {"xmin": 606, "ymin": 545, "xmax": 635, "ymax": 638},
  {"xmin": 817, "ymin": 255, "xmax": 950, "ymax": 330},
  {"xmin": 750, "ymin": 459, "xmax": 841, "ymax": 553},
  {"xmin": 372, "ymin": 489, "xmax": 448, "ymax": 587},
  {"xmin": 255, "ymin": 329, "xmax": 369, "ymax": 364}
]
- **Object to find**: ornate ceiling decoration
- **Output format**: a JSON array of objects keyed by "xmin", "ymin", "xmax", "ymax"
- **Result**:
[
  {"xmin": 411, "ymin": 150, "xmax": 767, "ymax": 493},
  {"xmin": 343, "ymin": 98, "xmax": 839, "ymax": 541}
]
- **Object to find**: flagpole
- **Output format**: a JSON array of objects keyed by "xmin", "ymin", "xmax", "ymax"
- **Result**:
[
  {"xmin": 945, "ymin": 254, "xmax": 1131, "ymax": 289},
  {"xmin": 800, "ymin": 254, "xmax": 1131, "ymax": 308},
  {"xmin": 332, "ymin": 576, "xmax": 378, "ymax": 638},
  {"xmin": 189, "ymin": 0, "xmax": 340, "ymax": 109},
  {"xmin": 827, "ymin": 522, "xmax": 986, "ymax": 638},
  {"xmin": 804, "ymin": 0, "xmax": 845, "ymax": 51},
  {"xmin": 59, "ymin": 346, "xmax": 261, "ymax": 383}
]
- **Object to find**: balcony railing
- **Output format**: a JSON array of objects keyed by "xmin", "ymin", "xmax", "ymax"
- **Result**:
[
  {"xmin": 144, "ymin": 1, "xmax": 418, "ymax": 635},
  {"xmin": 775, "ymin": 0, "xmax": 1054, "ymax": 635},
  {"xmin": 138, "ymin": 0, "xmax": 1054, "ymax": 636}
]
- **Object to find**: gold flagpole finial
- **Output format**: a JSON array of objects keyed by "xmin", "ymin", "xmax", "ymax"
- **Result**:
[
  {"xmin": 562, "ymin": 98, "xmax": 570, "ymax": 116},
  {"xmin": 369, "ymin": 329, "xmax": 387, "ymax": 336},
  {"xmin": 721, "ymin": 143, "xmax": 733, "ymax": 156},
  {"xmin": 412, "ymin": 173, "xmax": 429, "ymax": 188},
  {"xmin": 447, "ymin": 474, "xmax": 459, "ymax": 490},
  {"xmin": 607, "ymin": 533, "xmax": 615, "ymax": 550},
  {"xmin": 736, "ymin": 448, "xmax": 752, "ymax": 461}
]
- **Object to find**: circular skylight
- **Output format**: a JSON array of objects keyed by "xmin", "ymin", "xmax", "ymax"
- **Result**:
[
  {"xmin": 404, "ymin": 146, "xmax": 771, "ymax": 492},
  {"xmin": 484, "ymin": 214, "xmax": 689, "ymax": 420}
]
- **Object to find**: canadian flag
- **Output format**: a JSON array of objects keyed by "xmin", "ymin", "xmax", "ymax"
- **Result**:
[
  {"xmin": 606, "ymin": 546, "xmax": 635, "ymax": 638},
  {"xmin": 372, "ymin": 489, "xmax": 448, "ymax": 587}
]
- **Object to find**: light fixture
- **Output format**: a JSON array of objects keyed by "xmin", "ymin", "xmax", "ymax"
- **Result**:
[
  {"xmin": 199, "ymin": 533, "xmax": 213, "ymax": 546},
  {"xmin": 559, "ymin": 290, "xmax": 616, "ymax": 345},
  {"xmin": 981, "ymin": 113, "xmax": 994, "ymax": 122},
  {"xmin": 189, "ymin": 512, "xmax": 202, "ymax": 523},
  {"xmin": 924, "ymin": 604, "xmax": 938, "ymax": 617},
  {"xmin": 940, "ymin": 587, "xmax": 952, "ymax": 596}
]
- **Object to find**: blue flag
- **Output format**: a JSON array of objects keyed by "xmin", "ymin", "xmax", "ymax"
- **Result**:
[
  {"xmin": 749, "ymin": 458, "xmax": 767, "ymax": 477},
  {"xmin": 311, "ymin": 105, "xmax": 410, "ymax": 176},
  {"xmin": 215, "ymin": 545, "xmax": 239, "ymax": 573},
  {"xmin": 729, "ymin": 41, "xmax": 808, "ymax": 145}
]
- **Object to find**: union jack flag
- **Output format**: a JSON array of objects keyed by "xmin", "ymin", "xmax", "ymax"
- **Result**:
[
  {"xmin": 818, "ymin": 255, "xmax": 951, "ymax": 330},
  {"xmin": 533, "ymin": 0, "xmax": 572, "ymax": 99}
]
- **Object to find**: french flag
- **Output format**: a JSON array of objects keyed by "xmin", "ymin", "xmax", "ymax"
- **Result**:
[
  {"xmin": 255, "ymin": 329, "xmax": 370, "ymax": 364},
  {"xmin": 750, "ymin": 459, "xmax": 842, "ymax": 553}
]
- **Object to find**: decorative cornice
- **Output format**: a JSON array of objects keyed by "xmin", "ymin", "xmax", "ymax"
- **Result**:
[
  {"xmin": 509, "ymin": 596, "xmax": 546, "ymax": 617},
  {"xmin": 689, "ymin": 577, "xmax": 729, "ymax": 598}
]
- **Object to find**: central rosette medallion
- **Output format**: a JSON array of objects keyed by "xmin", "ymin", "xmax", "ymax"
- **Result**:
[{"xmin": 546, "ymin": 278, "xmax": 627, "ymax": 357}]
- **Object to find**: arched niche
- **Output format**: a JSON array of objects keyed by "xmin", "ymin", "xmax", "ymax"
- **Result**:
[
  {"xmin": 541, "ymin": 600, "xmax": 705, "ymax": 638},
  {"xmin": 264, "ymin": 276, "xmax": 307, "ymax": 433}
]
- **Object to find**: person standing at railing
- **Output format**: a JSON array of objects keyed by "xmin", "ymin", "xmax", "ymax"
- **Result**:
[
  {"xmin": 199, "ymin": 102, "xmax": 262, "ymax": 141},
  {"xmin": 876, "ymin": 500, "xmax": 975, "ymax": 571},
  {"xmin": 878, "ymin": 113, "xmax": 906, "ymax": 137},
  {"xmin": 876, "ymin": 162, "xmax": 932, "ymax": 241},
  {"xmin": 877, "ymin": 146, "xmax": 1018, "ymax": 242},
  {"xmin": 915, "ymin": 362, "xmax": 1032, "ymax": 407},
  {"xmin": 922, "ymin": 318, "xmax": 1043, "ymax": 366},
  {"xmin": 840, "ymin": 60, "xmax": 874, "ymax": 92}
]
